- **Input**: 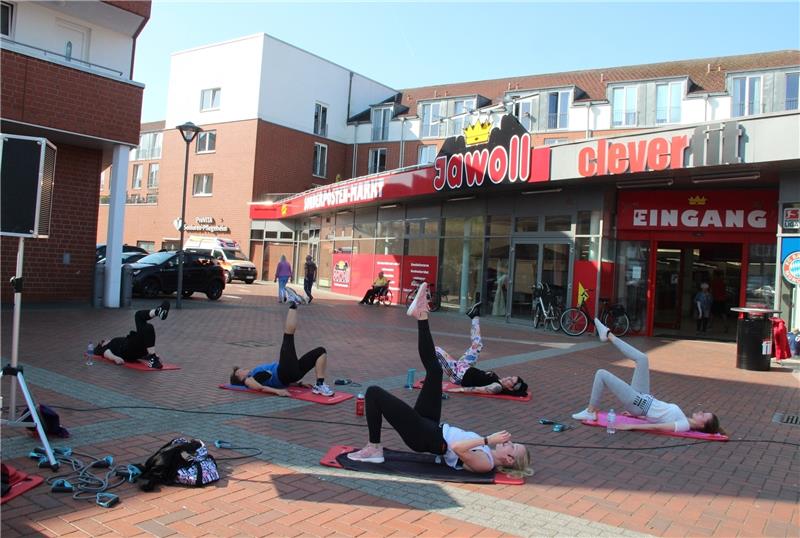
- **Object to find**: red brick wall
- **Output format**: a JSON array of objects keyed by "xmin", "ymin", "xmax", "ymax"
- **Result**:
[
  {"xmin": 1, "ymin": 144, "xmax": 102, "ymax": 303},
  {"xmin": 0, "ymin": 50, "xmax": 143, "ymax": 145}
]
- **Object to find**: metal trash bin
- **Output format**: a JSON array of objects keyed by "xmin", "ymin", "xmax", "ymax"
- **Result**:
[
  {"xmin": 93, "ymin": 264, "xmax": 105, "ymax": 308},
  {"xmin": 735, "ymin": 316, "xmax": 771, "ymax": 371},
  {"xmin": 120, "ymin": 265, "xmax": 133, "ymax": 307}
]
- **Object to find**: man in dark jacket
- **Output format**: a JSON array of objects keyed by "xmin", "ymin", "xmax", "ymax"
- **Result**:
[{"xmin": 303, "ymin": 255, "xmax": 317, "ymax": 303}]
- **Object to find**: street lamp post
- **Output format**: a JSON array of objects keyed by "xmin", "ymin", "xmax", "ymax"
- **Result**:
[{"xmin": 176, "ymin": 121, "xmax": 203, "ymax": 309}]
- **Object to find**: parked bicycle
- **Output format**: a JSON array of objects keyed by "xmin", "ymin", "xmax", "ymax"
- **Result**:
[
  {"xmin": 404, "ymin": 279, "xmax": 442, "ymax": 312},
  {"xmin": 531, "ymin": 283, "xmax": 563, "ymax": 331},
  {"xmin": 559, "ymin": 287, "xmax": 630, "ymax": 337}
]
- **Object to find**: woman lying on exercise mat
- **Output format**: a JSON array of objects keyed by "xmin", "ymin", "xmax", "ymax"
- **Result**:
[
  {"xmin": 93, "ymin": 301, "xmax": 170, "ymax": 369},
  {"xmin": 571, "ymin": 318, "xmax": 724, "ymax": 434},
  {"xmin": 348, "ymin": 283, "xmax": 532, "ymax": 475},
  {"xmin": 435, "ymin": 302, "xmax": 528, "ymax": 397}
]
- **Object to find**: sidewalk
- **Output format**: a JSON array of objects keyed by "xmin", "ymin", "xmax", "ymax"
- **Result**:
[{"xmin": 1, "ymin": 282, "xmax": 798, "ymax": 537}]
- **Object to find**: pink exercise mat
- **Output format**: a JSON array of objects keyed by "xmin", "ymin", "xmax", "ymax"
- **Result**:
[
  {"xmin": 413, "ymin": 378, "xmax": 531, "ymax": 402},
  {"xmin": 93, "ymin": 355, "xmax": 180, "ymax": 371},
  {"xmin": 218, "ymin": 384, "xmax": 353, "ymax": 404},
  {"xmin": 582, "ymin": 411, "xmax": 728, "ymax": 441}
]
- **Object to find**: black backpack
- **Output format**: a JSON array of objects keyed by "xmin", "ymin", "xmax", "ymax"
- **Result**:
[{"xmin": 135, "ymin": 438, "xmax": 218, "ymax": 491}]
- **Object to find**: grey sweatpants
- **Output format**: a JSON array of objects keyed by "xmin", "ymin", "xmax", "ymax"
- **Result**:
[{"xmin": 588, "ymin": 335, "xmax": 650, "ymax": 416}]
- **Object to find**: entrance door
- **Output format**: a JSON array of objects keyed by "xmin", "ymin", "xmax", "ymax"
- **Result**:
[
  {"xmin": 654, "ymin": 247, "xmax": 683, "ymax": 329},
  {"xmin": 509, "ymin": 241, "xmax": 571, "ymax": 320}
]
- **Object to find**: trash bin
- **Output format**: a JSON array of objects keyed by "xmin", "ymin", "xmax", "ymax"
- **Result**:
[
  {"xmin": 120, "ymin": 265, "xmax": 133, "ymax": 307},
  {"xmin": 736, "ymin": 316, "xmax": 771, "ymax": 371},
  {"xmin": 93, "ymin": 264, "xmax": 105, "ymax": 308}
]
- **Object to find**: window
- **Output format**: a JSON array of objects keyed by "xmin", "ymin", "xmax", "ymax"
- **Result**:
[
  {"xmin": 448, "ymin": 98, "xmax": 476, "ymax": 136},
  {"xmin": 543, "ymin": 138, "xmax": 567, "ymax": 145},
  {"xmin": 314, "ymin": 103, "xmax": 328, "ymax": 136},
  {"xmin": 147, "ymin": 164, "xmax": 159, "ymax": 188},
  {"xmin": 547, "ymin": 91, "xmax": 570, "ymax": 129},
  {"xmin": 656, "ymin": 82, "xmax": 682, "ymax": 124},
  {"xmin": 611, "ymin": 86, "xmax": 638, "ymax": 127},
  {"xmin": 786, "ymin": 73, "xmax": 799, "ymax": 111},
  {"xmin": 137, "ymin": 241, "xmax": 155, "ymax": 252},
  {"xmin": 513, "ymin": 99, "xmax": 534, "ymax": 131},
  {"xmin": 313, "ymin": 143, "xmax": 327, "ymax": 177},
  {"xmin": 131, "ymin": 164, "xmax": 142, "ymax": 189},
  {"xmin": 196, "ymin": 131, "xmax": 216, "ymax": 153},
  {"xmin": 368, "ymin": 148, "xmax": 387, "ymax": 174},
  {"xmin": 420, "ymin": 102, "xmax": 442, "ymax": 138},
  {"xmin": 192, "ymin": 173, "xmax": 213, "ymax": 196},
  {"xmin": 731, "ymin": 76, "xmax": 761, "ymax": 117},
  {"xmin": 132, "ymin": 132, "xmax": 162, "ymax": 161},
  {"xmin": 371, "ymin": 107, "xmax": 391, "ymax": 141},
  {"xmin": 418, "ymin": 145, "xmax": 437, "ymax": 165},
  {"xmin": 1, "ymin": 2, "xmax": 13, "ymax": 37},
  {"xmin": 200, "ymin": 88, "xmax": 221, "ymax": 111}
]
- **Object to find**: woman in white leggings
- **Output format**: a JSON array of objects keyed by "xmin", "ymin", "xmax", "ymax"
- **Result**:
[{"xmin": 571, "ymin": 319, "xmax": 724, "ymax": 434}]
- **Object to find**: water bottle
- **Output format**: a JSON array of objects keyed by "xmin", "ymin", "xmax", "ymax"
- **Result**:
[
  {"xmin": 606, "ymin": 409, "xmax": 616, "ymax": 435},
  {"xmin": 85, "ymin": 342, "xmax": 94, "ymax": 366},
  {"xmin": 355, "ymin": 393, "xmax": 365, "ymax": 416},
  {"xmin": 405, "ymin": 368, "xmax": 416, "ymax": 390}
]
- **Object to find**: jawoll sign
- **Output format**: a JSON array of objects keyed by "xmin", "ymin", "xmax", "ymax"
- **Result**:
[{"xmin": 434, "ymin": 115, "xmax": 550, "ymax": 191}]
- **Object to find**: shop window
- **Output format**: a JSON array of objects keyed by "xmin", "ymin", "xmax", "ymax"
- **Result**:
[
  {"xmin": 731, "ymin": 76, "xmax": 761, "ymax": 117},
  {"xmin": 354, "ymin": 238, "xmax": 376, "ymax": 255},
  {"xmin": 656, "ymin": 82, "xmax": 682, "ymax": 124},
  {"xmin": 611, "ymin": 86, "xmax": 638, "ymax": 127},
  {"xmin": 147, "ymin": 163, "xmax": 159, "ymax": 188},
  {"xmin": 420, "ymin": 102, "xmax": 443, "ymax": 138},
  {"xmin": 615, "ymin": 241, "xmax": 650, "ymax": 333},
  {"xmin": 376, "ymin": 220, "xmax": 404, "ymax": 255},
  {"xmin": 368, "ymin": 148, "xmax": 387, "ymax": 174},
  {"xmin": 576, "ymin": 210, "xmax": 600, "ymax": 235},
  {"xmin": 487, "ymin": 237, "xmax": 510, "ymax": 317},
  {"xmin": 443, "ymin": 216, "xmax": 483, "ymax": 237},
  {"xmin": 406, "ymin": 238, "xmax": 438, "ymax": 256},
  {"xmin": 314, "ymin": 103, "xmax": 328, "ymax": 136},
  {"xmin": 250, "ymin": 229, "xmax": 264, "ymax": 240},
  {"xmin": 746, "ymin": 243, "xmax": 776, "ymax": 307},
  {"xmin": 489, "ymin": 215, "xmax": 511, "ymax": 236},
  {"xmin": 371, "ymin": 107, "xmax": 391, "ymax": 141},
  {"xmin": 575, "ymin": 237, "xmax": 598, "ymax": 261},
  {"xmin": 544, "ymin": 215, "xmax": 571, "ymax": 232},
  {"xmin": 515, "ymin": 217, "xmax": 539, "ymax": 233},
  {"xmin": 321, "ymin": 216, "xmax": 334, "ymax": 240},
  {"xmin": 200, "ymin": 88, "xmax": 221, "ymax": 111},
  {"xmin": 547, "ymin": 91, "xmax": 570, "ymax": 129},
  {"xmin": 279, "ymin": 232, "xmax": 293, "ymax": 239},
  {"xmin": 313, "ymin": 143, "xmax": 327, "ymax": 178},
  {"xmin": 131, "ymin": 164, "xmax": 143, "ymax": 189},
  {"xmin": 317, "ymin": 241, "xmax": 333, "ymax": 287},
  {"xmin": 448, "ymin": 98, "xmax": 475, "ymax": 137},
  {"xmin": 440, "ymin": 237, "xmax": 483, "ymax": 308},
  {"xmin": 1, "ymin": 2, "xmax": 14, "ymax": 37},
  {"xmin": 354, "ymin": 221, "xmax": 376, "ymax": 238},
  {"xmin": 192, "ymin": 173, "xmax": 213, "ymax": 196},
  {"xmin": 418, "ymin": 145, "xmax": 437, "ymax": 165},
  {"xmin": 196, "ymin": 131, "xmax": 216, "ymax": 153},
  {"xmin": 264, "ymin": 231, "xmax": 278, "ymax": 239},
  {"xmin": 334, "ymin": 240, "xmax": 352, "ymax": 254},
  {"xmin": 335, "ymin": 211, "xmax": 353, "ymax": 237},
  {"xmin": 786, "ymin": 72, "xmax": 799, "ymax": 111}
]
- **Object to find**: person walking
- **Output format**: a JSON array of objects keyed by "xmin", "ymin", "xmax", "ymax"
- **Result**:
[
  {"xmin": 274, "ymin": 255, "xmax": 293, "ymax": 303},
  {"xmin": 303, "ymin": 255, "xmax": 317, "ymax": 303}
]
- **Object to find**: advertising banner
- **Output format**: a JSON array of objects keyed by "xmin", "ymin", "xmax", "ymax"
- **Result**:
[{"xmin": 401, "ymin": 256, "xmax": 438, "ymax": 304}]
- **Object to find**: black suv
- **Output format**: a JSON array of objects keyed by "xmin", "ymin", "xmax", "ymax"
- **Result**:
[
  {"xmin": 129, "ymin": 251, "xmax": 226, "ymax": 300},
  {"xmin": 96, "ymin": 244, "xmax": 149, "ymax": 262}
]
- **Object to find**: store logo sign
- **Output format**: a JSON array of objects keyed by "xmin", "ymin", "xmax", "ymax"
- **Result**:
[
  {"xmin": 782, "ymin": 252, "xmax": 800, "ymax": 285},
  {"xmin": 578, "ymin": 134, "xmax": 690, "ymax": 177},
  {"xmin": 784, "ymin": 208, "xmax": 800, "ymax": 230},
  {"xmin": 632, "ymin": 195, "xmax": 767, "ymax": 229}
]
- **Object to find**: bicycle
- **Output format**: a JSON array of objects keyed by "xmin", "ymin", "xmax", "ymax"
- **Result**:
[
  {"xmin": 559, "ymin": 288, "xmax": 630, "ymax": 337},
  {"xmin": 531, "ymin": 283, "xmax": 562, "ymax": 331},
  {"xmin": 404, "ymin": 279, "xmax": 442, "ymax": 312}
]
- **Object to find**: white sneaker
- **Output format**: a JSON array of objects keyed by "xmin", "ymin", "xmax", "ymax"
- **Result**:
[
  {"xmin": 347, "ymin": 445, "xmax": 384, "ymax": 463},
  {"xmin": 312, "ymin": 383, "xmax": 334, "ymax": 397},
  {"xmin": 406, "ymin": 282, "xmax": 430, "ymax": 319},
  {"xmin": 594, "ymin": 318, "xmax": 610, "ymax": 342},
  {"xmin": 571, "ymin": 408, "xmax": 597, "ymax": 421}
]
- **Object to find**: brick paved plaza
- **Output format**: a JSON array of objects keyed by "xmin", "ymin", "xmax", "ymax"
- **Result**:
[{"xmin": 1, "ymin": 283, "xmax": 798, "ymax": 537}]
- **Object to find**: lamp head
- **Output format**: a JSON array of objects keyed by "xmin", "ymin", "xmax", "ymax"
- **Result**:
[{"xmin": 176, "ymin": 121, "xmax": 203, "ymax": 143}]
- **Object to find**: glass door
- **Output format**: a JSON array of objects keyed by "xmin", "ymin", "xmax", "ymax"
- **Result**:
[
  {"xmin": 654, "ymin": 246, "xmax": 683, "ymax": 329},
  {"xmin": 510, "ymin": 243, "xmax": 539, "ymax": 319}
]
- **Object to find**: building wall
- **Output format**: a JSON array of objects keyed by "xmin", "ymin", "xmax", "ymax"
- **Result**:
[{"xmin": 1, "ymin": 144, "xmax": 102, "ymax": 303}]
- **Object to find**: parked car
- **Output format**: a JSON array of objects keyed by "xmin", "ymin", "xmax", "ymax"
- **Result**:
[
  {"xmin": 96, "ymin": 251, "xmax": 147, "ymax": 265},
  {"xmin": 128, "ymin": 251, "xmax": 226, "ymax": 300},
  {"xmin": 96, "ymin": 244, "xmax": 149, "ymax": 262}
]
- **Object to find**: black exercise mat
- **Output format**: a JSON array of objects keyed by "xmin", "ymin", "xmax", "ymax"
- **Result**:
[{"xmin": 335, "ymin": 448, "xmax": 495, "ymax": 483}]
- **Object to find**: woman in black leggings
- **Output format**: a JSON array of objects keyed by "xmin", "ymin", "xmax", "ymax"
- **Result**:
[
  {"xmin": 94, "ymin": 301, "xmax": 170, "ymax": 369},
  {"xmin": 348, "ymin": 283, "xmax": 531, "ymax": 475},
  {"xmin": 229, "ymin": 302, "xmax": 334, "ymax": 397}
]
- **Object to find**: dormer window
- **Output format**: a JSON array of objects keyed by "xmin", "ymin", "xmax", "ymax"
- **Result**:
[
  {"xmin": 611, "ymin": 86, "xmax": 638, "ymax": 127},
  {"xmin": 513, "ymin": 98, "xmax": 536, "ymax": 131},
  {"xmin": 420, "ymin": 102, "xmax": 443, "ymax": 138},
  {"xmin": 785, "ymin": 72, "xmax": 798, "ymax": 111},
  {"xmin": 731, "ymin": 75, "xmax": 761, "ymax": 117},
  {"xmin": 448, "ymin": 98, "xmax": 476, "ymax": 137},
  {"xmin": 372, "ymin": 107, "xmax": 391, "ymax": 141},
  {"xmin": 656, "ymin": 82, "xmax": 682, "ymax": 124},
  {"xmin": 547, "ymin": 91, "xmax": 570, "ymax": 129}
]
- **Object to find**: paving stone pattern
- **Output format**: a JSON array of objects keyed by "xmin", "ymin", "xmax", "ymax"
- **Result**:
[{"xmin": 1, "ymin": 282, "xmax": 798, "ymax": 537}]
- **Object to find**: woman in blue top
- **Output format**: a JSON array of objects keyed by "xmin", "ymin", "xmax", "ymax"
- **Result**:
[{"xmin": 229, "ymin": 302, "xmax": 334, "ymax": 397}]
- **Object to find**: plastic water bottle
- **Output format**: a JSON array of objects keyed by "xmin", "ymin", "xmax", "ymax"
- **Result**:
[
  {"xmin": 606, "ymin": 409, "xmax": 616, "ymax": 435},
  {"xmin": 355, "ymin": 393, "xmax": 365, "ymax": 416},
  {"xmin": 86, "ymin": 342, "xmax": 94, "ymax": 366},
  {"xmin": 405, "ymin": 368, "xmax": 416, "ymax": 390}
]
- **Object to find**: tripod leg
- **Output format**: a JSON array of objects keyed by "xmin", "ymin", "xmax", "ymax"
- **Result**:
[{"xmin": 14, "ymin": 373, "xmax": 58, "ymax": 470}]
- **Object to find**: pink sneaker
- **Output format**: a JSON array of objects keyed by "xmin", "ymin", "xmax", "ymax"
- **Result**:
[
  {"xmin": 406, "ymin": 282, "xmax": 430, "ymax": 319},
  {"xmin": 347, "ymin": 445, "xmax": 384, "ymax": 463}
]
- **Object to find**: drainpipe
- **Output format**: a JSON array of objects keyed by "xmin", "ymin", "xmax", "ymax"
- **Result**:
[{"xmin": 399, "ymin": 117, "xmax": 406, "ymax": 167}]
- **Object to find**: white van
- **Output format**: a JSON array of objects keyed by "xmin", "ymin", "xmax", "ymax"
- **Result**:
[{"xmin": 184, "ymin": 236, "xmax": 257, "ymax": 284}]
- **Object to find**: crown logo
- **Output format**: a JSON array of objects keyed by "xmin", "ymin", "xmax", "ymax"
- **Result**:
[
  {"xmin": 688, "ymin": 196, "xmax": 707, "ymax": 206},
  {"xmin": 463, "ymin": 121, "xmax": 492, "ymax": 146}
]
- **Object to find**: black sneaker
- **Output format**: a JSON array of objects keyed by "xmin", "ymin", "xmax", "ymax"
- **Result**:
[
  {"xmin": 466, "ymin": 301, "xmax": 482, "ymax": 319},
  {"xmin": 288, "ymin": 301, "xmax": 298, "ymax": 310},
  {"xmin": 155, "ymin": 301, "xmax": 170, "ymax": 320},
  {"xmin": 147, "ymin": 354, "xmax": 163, "ymax": 369}
]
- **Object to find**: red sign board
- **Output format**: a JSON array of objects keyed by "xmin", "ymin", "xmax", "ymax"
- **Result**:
[
  {"xmin": 617, "ymin": 190, "xmax": 777, "ymax": 233},
  {"xmin": 578, "ymin": 135, "xmax": 690, "ymax": 177},
  {"xmin": 329, "ymin": 253, "xmax": 435, "ymax": 304},
  {"xmin": 401, "ymin": 256, "xmax": 438, "ymax": 303}
]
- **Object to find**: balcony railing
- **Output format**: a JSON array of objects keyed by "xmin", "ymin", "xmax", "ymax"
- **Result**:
[
  {"xmin": 1, "ymin": 37, "xmax": 124, "ymax": 78},
  {"xmin": 99, "ymin": 192, "xmax": 158, "ymax": 205}
]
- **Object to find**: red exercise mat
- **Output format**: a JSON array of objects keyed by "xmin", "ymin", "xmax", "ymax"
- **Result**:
[
  {"xmin": 218, "ymin": 384, "xmax": 353, "ymax": 405},
  {"xmin": 1, "ymin": 464, "xmax": 44, "ymax": 505},
  {"xmin": 582, "ymin": 412, "xmax": 729, "ymax": 441},
  {"xmin": 321, "ymin": 445, "xmax": 524, "ymax": 485},
  {"xmin": 413, "ymin": 378, "xmax": 531, "ymax": 402},
  {"xmin": 93, "ymin": 355, "xmax": 180, "ymax": 371}
]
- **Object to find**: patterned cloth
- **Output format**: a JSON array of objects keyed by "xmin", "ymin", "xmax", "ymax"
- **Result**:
[{"xmin": 436, "ymin": 318, "xmax": 483, "ymax": 384}]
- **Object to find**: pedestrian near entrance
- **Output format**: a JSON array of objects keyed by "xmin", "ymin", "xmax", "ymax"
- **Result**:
[
  {"xmin": 274, "ymin": 255, "xmax": 293, "ymax": 303},
  {"xmin": 694, "ymin": 282, "xmax": 713, "ymax": 334},
  {"xmin": 303, "ymin": 255, "xmax": 317, "ymax": 303}
]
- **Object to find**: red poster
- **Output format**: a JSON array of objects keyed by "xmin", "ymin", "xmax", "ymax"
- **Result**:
[
  {"xmin": 401, "ymin": 256, "xmax": 439, "ymax": 304},
  {"xmin": 373, "ymin": 255, "xmax": 402, "ymax": 304},
  {"xmin": 331, "ymin": 253, "xmax": 352, "ymax": 293}
]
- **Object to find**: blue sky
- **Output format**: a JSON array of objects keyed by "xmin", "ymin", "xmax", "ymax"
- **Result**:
[{"xmin": 134, "ymin": 1, "xmax": 800, "ymax": 122}]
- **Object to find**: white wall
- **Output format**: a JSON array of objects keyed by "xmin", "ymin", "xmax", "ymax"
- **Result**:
[
  {"xmin": 683, "ymin": 97, "xmax": 708, "ymax": 123},
  {"xmin": 349, "ymin": 73, "xmax": 398, "ymax": 122},
  {"xmin": 8, "ymin": 1, "xmax": 134, "ymax": 79},
  {"xmin": 166, "ymin": 35, "xmax": 264, "ymax": 128}
]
